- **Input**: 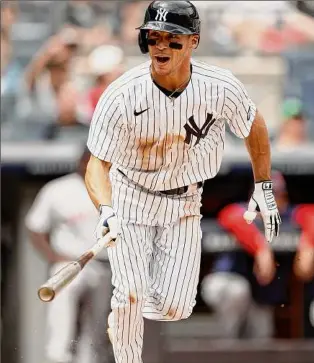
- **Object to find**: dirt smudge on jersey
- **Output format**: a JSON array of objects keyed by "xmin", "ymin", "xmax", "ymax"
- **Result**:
[
  {"xmin": 135, "ymin": 134, "xmax": 186, "ymax": 170},
  {"xmin": 166, "ymin": 308, "xmax": 175, "ymax": 319},
  {"xmin": 129, "ymin": 293, "xmax": 137, "ymax": 304}
]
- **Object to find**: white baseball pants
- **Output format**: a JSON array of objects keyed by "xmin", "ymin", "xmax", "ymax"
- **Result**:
[{"xmin": 107, "ymin": 170, "xmax": 203, "ymax": 363}]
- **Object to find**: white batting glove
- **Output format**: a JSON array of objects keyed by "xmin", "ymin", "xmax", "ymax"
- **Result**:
[
  {"xmin": 243, "ymin": 181, "xmax": 281, "ymax": 243},
  {"xmin": 96, "ymin": 205, "xmax": 118, "ymax": 241}
]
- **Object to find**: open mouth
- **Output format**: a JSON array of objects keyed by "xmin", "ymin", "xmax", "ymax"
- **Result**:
[{"xmin": 155, "ymin": 56, "xmax": 170, "ymax": 65}]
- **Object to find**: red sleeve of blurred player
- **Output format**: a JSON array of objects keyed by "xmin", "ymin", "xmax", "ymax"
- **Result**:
[
  {"xmin": 293, "ymin": 204, "xmax": 314, "ymax": 247},
  {"xmin": 218, "ymin": 204, "xmax": 267, "ymax": 256},
  {"xmin": 89, "ymin": 86, "xmax": 104, "ymax": 112}
]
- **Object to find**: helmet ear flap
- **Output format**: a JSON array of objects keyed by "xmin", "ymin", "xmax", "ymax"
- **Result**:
[{"xmin": 138, "ymin": 30, "xmax": 149, "ymax": 54}]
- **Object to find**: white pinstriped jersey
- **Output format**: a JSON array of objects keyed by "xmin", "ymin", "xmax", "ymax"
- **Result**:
[{"xmin": 87, "ymin": 59, "xmax": 256, "ymax": 191}]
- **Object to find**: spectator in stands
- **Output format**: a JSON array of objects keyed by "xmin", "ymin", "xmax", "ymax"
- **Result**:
[
  {"xmin": 120, "ymin": 1, "xmax": 149, "ymax": 44},
  {"xmin": 219, "ymin": 1, "xmax": 314, "ymax": 54},
  {"xmin": 25, "ymin": 148, "xmax": 112, "ymax": 363},
  {"xmin": 191, "ymin": 1, "xmax": 314, "ymax": 55},
  {"xmin": 1, "ymin": 1, "xmax": 18, "ymax": 37},
  {"xmin": 52, "ymin": 0, "xmax": 113, "ymax": 52},
  {"xmin": 65, "ymin": 0, "xmax": 96, "ymax": 29},
  {"xmin": 19, "ymin": 28, "xmax": 80, "ymax": 128},
  {"xmin": 82, "ymin": 45, "xmax": 124, "ymax": 120},
  {"xmin": 1, "ymin": 4, "xmax": 22, "ymax": 124},
  {"xmin": 1, "ymin": 30, "xmax": 21, "ymax": 97},
  {"xmin": 201, "ymin": 171, "xmax": 314, "ymax": 339},
  {"xmin": 274, "ymin": 98, "xmax": 308, "ymax": 150}
]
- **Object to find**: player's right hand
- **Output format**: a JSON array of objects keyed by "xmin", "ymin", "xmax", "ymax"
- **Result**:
[
  {"xmin": 244, "ymin": 181, "xmax": 281, "ymax": 243},
  {"xmin": 96, "ymin": 205, "xmax": 118, "ymax": 240}
]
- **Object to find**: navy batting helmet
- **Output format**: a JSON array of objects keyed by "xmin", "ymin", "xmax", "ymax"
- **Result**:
[{"xmin": 137, "ymin": 1, "xmax": 201, "ymax": 54}]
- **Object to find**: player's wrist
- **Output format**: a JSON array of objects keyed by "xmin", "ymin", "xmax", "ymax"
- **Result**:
[
  {"xmin": 254, "ymin": 180, "xmax": 273, "ymax": 192},
  {"xmin": 99, "ymin": 204, "xmax": 114, "ymax": 215}
]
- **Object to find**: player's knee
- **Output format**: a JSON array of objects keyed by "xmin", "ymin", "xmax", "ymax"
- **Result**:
[{"xmin": 113, "ymin": 284, "xmax": 147, "ymax": 308}]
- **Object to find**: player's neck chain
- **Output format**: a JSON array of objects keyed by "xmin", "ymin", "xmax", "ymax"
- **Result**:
[
  {"xmin": 151, "ymin": 69, "xmax": 192, "ymax": 102},
  {"xmin": 167, "ymin": 74, "xmax": 191, "ymax": 101}
]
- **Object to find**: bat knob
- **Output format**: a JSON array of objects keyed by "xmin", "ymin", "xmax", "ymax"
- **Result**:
[{"xmin": 38, "ymin": 286, "xmax": 55, "ymax": 302}]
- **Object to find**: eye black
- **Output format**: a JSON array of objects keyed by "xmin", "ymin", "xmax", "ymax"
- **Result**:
[{"xmin": 147, "ymin": 39, "xmax": 157, "ymax": 46}]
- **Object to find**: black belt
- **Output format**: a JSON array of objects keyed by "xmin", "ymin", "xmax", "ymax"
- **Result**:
[
  {"xmin": 159, "ymin": 182, "xmax": 203, "ymax": 195},
  {"xmin": 117, "ymin": 169, "xmax": 203, "ymax": 196}
]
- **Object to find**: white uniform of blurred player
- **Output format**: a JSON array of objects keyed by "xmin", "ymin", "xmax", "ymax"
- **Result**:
[{"xmin": 25, "ymin": 149, "xmax": 112, "ymax": 363}]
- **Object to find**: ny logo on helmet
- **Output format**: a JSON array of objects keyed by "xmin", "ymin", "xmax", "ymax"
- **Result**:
[{"xmin": 155, "ymin": 8, "xmax": 168, "ymax": 22}]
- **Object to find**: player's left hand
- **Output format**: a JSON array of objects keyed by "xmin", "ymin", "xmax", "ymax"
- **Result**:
[{"xmin": 243, "ymin": 181, "xmax": 281, "ymax": 243}]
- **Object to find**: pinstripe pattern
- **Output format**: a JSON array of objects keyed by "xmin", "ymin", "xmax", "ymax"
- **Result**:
[
  {"xmin": 108, "ymin": 170, "xmax": 202, "ymax": 363},
  {"xmin": 87, "ymin": 59, "xmax": 256, "ymax": 191},
  {"xmin": 87, "ymin": 58, "xmax": 257, "ymax": 363}
]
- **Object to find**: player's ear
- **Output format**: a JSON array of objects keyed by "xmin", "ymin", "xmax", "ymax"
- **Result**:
[{"xmin": 190, "ymin": 35, "xmax": 199, "ymax": 49}]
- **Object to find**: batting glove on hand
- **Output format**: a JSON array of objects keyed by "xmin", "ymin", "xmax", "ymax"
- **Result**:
[
  {"xmin": 243, "ymin": 181, "xmax": 281, "ymax": 243},
  {"xmin": 96, "ymin": 205, "xmax": 118, "ymax": 240}
]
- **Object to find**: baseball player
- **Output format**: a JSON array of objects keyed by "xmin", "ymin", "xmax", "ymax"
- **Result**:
[
  {"xmin": 85, "ymin": 1, "xmax": 281, "ymax": 362},
  {"xmin": 25, "ymin": 148, "xmax": 112, "ymax": 363},
  {"xmin": 201, "ymin": 171, "xmax": 309, "ymax": 339}
]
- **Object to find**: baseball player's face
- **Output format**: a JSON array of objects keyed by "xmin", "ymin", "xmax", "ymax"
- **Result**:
[{"xmin": 148, "ymin": 30, "xmax": 196, "ymax": 76}]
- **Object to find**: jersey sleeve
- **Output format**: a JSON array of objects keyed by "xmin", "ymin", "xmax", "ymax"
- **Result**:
[
  {"xmin": 87, "ymin": 87, "xmax": 123, "ymax": 161},
  {"xmin": 222, "ymin": 75, "xmax": 257, "ymax": 139},
  {"xmin": 25, "ymin": 183, "xmax": 54, "ymax": 233}
]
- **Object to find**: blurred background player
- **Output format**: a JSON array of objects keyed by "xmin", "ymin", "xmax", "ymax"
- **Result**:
[
  {"xmin": 201, "ymin": 171, "xmax": 314, "ymax": 339},
  {"xmin": 274, "ymin": 98, "xmax": 309, "ymax": 150},
  {"xmin": 18, "ymin": 27, "xmax": 80, "ymax": 131},
  {"xmin": 25, "ymin": 148, "xmax": 112, "ymax": 363},
  {"xmin": 84, "ymin": 44, "xmax": 124, "ymax": 119}
]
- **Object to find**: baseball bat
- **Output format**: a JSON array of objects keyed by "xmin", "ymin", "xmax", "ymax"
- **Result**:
[{"xmin": 38, "ymin": 233, "xmax": 113, "ymax": 302}]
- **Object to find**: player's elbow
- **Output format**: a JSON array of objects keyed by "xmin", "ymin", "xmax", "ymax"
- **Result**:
[
  {"xmin": 85, "ymin": 155, "xmax": 111, "ymax": 182},
  {"xmin": 85, "ymin": 155, "xmax": 112, "ymax": 207}
]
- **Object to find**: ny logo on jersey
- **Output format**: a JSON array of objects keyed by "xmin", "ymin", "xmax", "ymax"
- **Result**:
[
  {"xmin": 155, "ymin": 8, "xmax": 168, "ymax": 22},
  {"xmin": 184, "ymin": 113, "xmax": 216, "ymax": 146}
]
